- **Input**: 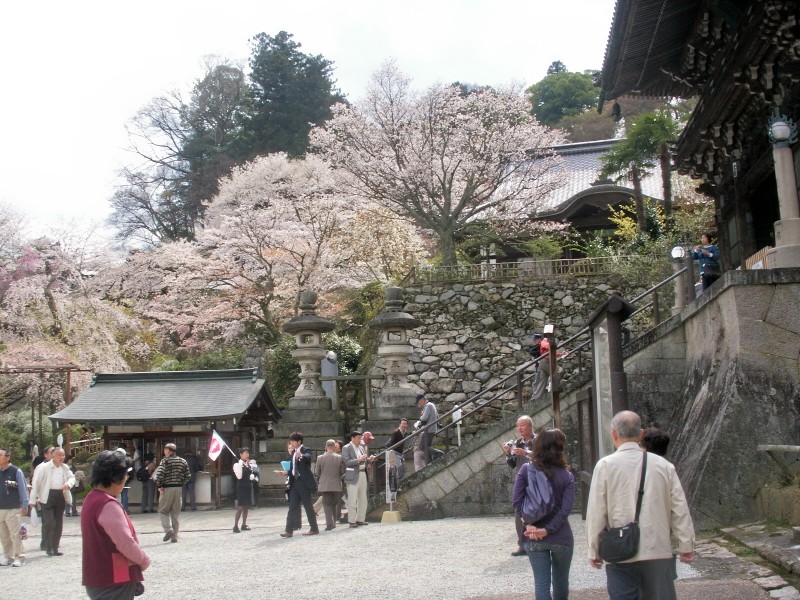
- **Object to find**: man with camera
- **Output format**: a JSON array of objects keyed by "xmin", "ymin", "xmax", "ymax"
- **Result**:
[{"xmin": 503, "ymin": 415, "xmax": 536, "ymax": 557}]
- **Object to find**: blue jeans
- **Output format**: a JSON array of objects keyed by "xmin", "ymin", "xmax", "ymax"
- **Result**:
[{"xmin": 525, "ymin": 540, "xmax": 573, "ymax": 600}]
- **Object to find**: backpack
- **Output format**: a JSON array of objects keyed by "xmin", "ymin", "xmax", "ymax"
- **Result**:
[
  {"xmin": 521, "ymin": 463, "xmax": 554, "ymax": 524},
  {"xmin": 136, "ymin": 466, "xmax": 150, "ymax": 483}
]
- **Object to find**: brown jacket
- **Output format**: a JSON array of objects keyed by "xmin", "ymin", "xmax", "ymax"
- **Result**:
[{"xmin": 314, "ymin": 451, "xmax": 345, "ymax": 493}]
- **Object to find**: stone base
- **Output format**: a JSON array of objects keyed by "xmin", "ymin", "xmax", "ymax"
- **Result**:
[
  {"xmin": 766, "ymin": 244, "xmax": 800, "ymax": 268},
  {"xmin": 381, "ymin": 510, "xmax": 402, "ymax": 523},
  {"xmin": 287, "ymin": 395, "xmax": 333, "ymax": 411}
]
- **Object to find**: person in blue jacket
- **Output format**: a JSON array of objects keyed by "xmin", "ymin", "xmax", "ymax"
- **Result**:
[{"xmin": 692, "ymin": 232, "xmax": 720, "ymax": 290}]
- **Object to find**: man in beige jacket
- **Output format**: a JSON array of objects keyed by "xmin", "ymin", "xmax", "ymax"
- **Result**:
[
  {"xmin": 29, "ymin": 447, "xmax": 75, "ymax": 556},
  {"xmin": 587, "ymin": 410, "xmax": 695, "ymax": 600}
]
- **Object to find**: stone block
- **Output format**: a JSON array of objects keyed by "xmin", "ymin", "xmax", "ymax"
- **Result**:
[
  {"xmin": 755, "ymin": 575, "xmax": 789, "ymax": 590},
  {"xmin": 449, "ymin": 459, "xmax": 475, "ymax": 484},
  {"xmin": 435, "ymin": 468, "xmax": 460, "ymax": 494},
  {"xmin": 769, "ymin": 586, "xmax": 800, "ymax": 599}
]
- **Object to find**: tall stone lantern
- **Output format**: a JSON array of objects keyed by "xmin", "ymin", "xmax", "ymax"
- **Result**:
[
  {"xmin": 368, "ymin": 286, "xmax": 421, "ymax": 416},
  {"xmin": 282, "ymin": 290, "xmax": 335, "ymax": 410}
]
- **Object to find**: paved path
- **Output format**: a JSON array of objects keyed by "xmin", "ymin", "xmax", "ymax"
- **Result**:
[{"xmin": 3, "ymin": 508, "xmax": 782, "ymax": 599}]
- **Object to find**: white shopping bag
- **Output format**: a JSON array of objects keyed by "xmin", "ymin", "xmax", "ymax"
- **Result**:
[{"xmin": 29, "ymin": 506, "xmax": 39, "ymax": 527}]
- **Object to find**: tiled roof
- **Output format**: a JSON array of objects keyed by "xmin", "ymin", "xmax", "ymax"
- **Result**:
[
  {"xmin": 49, "ymin": 369, "xmax": 279, "ymax": 425},
  {"xmin": 534, "ymin": 139, "xmax": 664, "ymax": 217}
]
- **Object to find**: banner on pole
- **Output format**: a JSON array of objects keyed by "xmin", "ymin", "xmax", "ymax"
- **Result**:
[{"xmin": 208, "ymin": 430, "xmax": 226, "ymax": 461}]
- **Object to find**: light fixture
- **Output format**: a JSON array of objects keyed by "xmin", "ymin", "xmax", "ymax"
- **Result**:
[
  {"xmin": 671, "ymin": 246, "xmax": 686, "ymax": 259},
  {"xmin": 767, "ymin": 109, "xmax": 798, "ymax": 147},
  {"xmin": 543, "ymin": 324, "xmax": 554, "ymax": 334}
]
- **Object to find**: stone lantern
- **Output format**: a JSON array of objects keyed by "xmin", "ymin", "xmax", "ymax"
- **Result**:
[
  {"xmin": 282, "ymin": 290, "xmax": 335, "ymax": 410},
  {"xmin": 368, "ymin": 285, "xmax": 421, "ymax": 415}
]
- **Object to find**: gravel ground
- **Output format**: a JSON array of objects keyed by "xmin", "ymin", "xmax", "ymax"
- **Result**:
[{"xmin": 3, "ymin": 508, "xmax": 707, "ymax": 600}]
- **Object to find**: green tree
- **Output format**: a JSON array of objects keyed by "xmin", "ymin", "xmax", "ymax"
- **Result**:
[
  {"xmin": 623, "ymin": 110, "xmax": 681, "ymax": 221},
  {"xmin": 599, "ymin": 110, "xmax": 680, "ymax": 232},
  {"xmin": 527, "ymin": 70, "xmax": 598, "ymax": 126},
  {"xmin": 599, "ymin": 140, "xmax": 649, "ymax": 234},
  {"xmin": 238, "ymin": 31, "xmax": 346, "ymax": 159},
  {"xmin": 547, "ymin": 60, "xmax": 568, "ymax": 75},
  {"xmin": 110, "ymin": 59, "xmax": 248, "ymax": 246}
]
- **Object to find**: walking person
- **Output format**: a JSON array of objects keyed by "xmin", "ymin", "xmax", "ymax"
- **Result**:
[
  {"xmin": 29, "ymin": 447, "xmax": 75, "ymax": 556},
  {"xmin": 0, "ymin": 448, "xmax": 29, "ymax": 567},
  {"xmin": 278, "ymin": 433, "xmax": 319, "ymax": 537},
  {"xmin": 504, "ymin": 415, "xmax": 537, "ymax": 557},
  {"xmin": 153, "ymin": 443, "xmax": 190, "ymax": 543},
  {"xmin": 415, "ymin": 393, "xmax": 439, "ymax": 465},
  {"xmin": 314, "ymin": 439, "xmax": 345, "ymax": 531},
  {"xmin": 232, "ymin": 448, "xmax": 253, "ymax": 533},
  {"xmin": 82, "ymin": 450, "xmax": 150, "ymax": 600},
  {"xmin": 513, "ymin": 429, "xmax": 575, "ymax": 600},
  {"xmin": 587, "ymin": 411, "xmax": 695, "ymax": 600}
]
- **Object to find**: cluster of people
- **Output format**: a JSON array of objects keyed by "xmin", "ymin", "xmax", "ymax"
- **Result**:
[
  {"xmin": 273, "ymin": 430, "xmax": 377, "ymax": 537},
  {"xmin": 0, "ymin": 444, "xmax": 90, "ymax": 568},
  {"xmin": 508, "ymin": 411, "xmax": 695, "ymax": 600}
]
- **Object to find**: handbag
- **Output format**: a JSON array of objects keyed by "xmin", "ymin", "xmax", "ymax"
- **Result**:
[{"xmin": 597, "ymin": 451, "xmax": 647, "ymax": 563}]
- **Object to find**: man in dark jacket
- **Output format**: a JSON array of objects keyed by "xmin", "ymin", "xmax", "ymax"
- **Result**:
[{"xmin": 279, "ymin": 432, "xmax": 319, "ymax": 537}]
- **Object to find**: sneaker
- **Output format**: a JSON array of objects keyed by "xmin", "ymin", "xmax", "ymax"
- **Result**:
[
  {"xmin": 12, "ymin": 559, "xmax": 23, "ymax": 567},
  {"xmin": 240, "ymin": 525, "xmax": 251, "ymax": 531},
  {"xmin": 170, "ymin": 536, "xmax": 178, "ymax": 543},
  {"xmin": 233, "ymin": 526, "xmax": 240, "ymax": 533},
  {"xmin": 0, "ymin": 557, "xmax": 9, "ymax": 566},
  {"xmin": 162, "ymin": 532, "xmax": 173, "ymax": 542},
  {"xmin": 511, "ymin": 549, "xmax": 527, "ymax": 557}
]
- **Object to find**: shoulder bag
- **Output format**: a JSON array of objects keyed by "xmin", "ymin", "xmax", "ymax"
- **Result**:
[{"xmin": 598, "ymin": 451, "xmax": 647, "ymax": 563}]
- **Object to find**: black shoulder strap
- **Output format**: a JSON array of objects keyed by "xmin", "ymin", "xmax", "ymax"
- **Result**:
[{"xmin": 634, "ymin": 451, "xmax": 647, "ymax": 524}]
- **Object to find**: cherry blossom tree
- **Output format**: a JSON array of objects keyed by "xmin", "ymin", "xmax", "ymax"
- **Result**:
[
  {"xmin": 310, "ymin": 62, "xmax": 567, "ymax": 266},
  {"xmin": 0, "ymin": 235, "xmax": 156, "ymax": 413}
]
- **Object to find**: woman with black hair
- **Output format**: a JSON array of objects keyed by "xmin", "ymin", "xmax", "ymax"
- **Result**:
[
  {"xmin": 513, "ymin": 428, "xmax": 575, "ymax": 600},
  {"xmin": 232, "ymin": 447, "xmax": 253, "ymax": 533},
  {"xmin": 82, "ymin": 450, "xmax": 150, "ymax": 599}
]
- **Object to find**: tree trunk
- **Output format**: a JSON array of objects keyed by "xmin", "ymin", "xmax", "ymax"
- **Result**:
[
  {"xmin": 659, "ymin": 141, "xmax": 673, "ymax": 223},
  {"xmin": 632, "ymin": 166, "xmax": 646, "ymax": 235},
  {"xmin": 437, "ymin": 226, "xmax": 458, "ymax": 267}
]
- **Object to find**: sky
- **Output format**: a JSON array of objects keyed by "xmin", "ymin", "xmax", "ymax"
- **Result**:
[{"xmin": 0, "ymin": 0, "xmax": 617, "ymax": 238}]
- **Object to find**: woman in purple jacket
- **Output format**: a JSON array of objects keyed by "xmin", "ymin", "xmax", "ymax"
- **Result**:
[{"xmin": 512, "ymin": 428, "xmax": 575, "ymax": 600}]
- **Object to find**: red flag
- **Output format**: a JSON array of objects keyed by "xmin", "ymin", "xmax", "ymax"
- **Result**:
[{"xmin": 208, "ymin": 430, "xmax": 226, "ymax": 461}]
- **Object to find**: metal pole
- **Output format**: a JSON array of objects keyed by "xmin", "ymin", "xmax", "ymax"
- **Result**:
[
  {"xmin": 547, "ymin": 331, "xmax": 561, "ymax": 429},
  {"xmin": 65, "ymin": 371, "xmax": 72, "ymax": 455}
]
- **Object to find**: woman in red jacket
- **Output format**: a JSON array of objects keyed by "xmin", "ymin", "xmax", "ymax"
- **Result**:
[{"xmin": 82, "ymin": 451, "xmax": 151, "ymax": 599}]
